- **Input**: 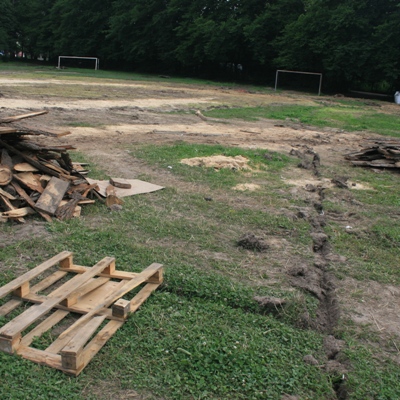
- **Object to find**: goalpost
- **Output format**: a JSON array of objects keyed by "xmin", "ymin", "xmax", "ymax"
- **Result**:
[
  {"xmin": 57, "ymin": 56, "xmax": 100, "ymax": 70},
  {"xmin": 275, "ymin": 69, "xmax": 323, "ymax": 95}
]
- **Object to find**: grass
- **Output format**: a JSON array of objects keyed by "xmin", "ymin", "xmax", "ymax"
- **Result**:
[
  {"xmin": 1, "ymin": 68, "xmax": 400, "ymax": 399},
  {"xmin": 2, "ymin": 142, "xmax": 399, "ymax": 399},
  {"xmin": 204, "ymin": 104, "xmax": 400, "ymax": 137}
]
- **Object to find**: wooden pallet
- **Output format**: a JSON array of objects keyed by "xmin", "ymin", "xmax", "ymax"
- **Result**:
[{"xmin": 0, "ymin": 251, "xmax": 163, "ymax": 376}]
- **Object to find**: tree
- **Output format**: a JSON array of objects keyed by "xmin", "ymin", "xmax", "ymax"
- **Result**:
[
  {"xmin": 50, "ymin": 0, "xmax": 112, "ymax": 61},
  {"xmin": 274, "ymin": 0, "xmax": 400, "ymax": 91},
  {"xmin": 0, "ymin": 0, "xmax": 16, "ymax": 55}
]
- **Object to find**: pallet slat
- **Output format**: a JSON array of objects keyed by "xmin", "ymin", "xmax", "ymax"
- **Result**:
[{"xmin": 0, "ymin": 251, "xmax": 72, "ymax": 299}]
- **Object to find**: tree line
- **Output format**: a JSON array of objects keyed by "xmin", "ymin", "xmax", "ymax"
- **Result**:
[{"xmin": 1, "ymin": 0, "xmax": 399, "ymax": 92}]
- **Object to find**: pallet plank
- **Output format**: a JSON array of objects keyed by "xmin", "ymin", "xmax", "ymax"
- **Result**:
[
  {"xmin": 16, "ymin": 346, "xmax": 62, "ymax": 370},
  {"xmin": 0, "ymin": 251, "xmax": 72, "ymax": 299},
  {"xmin": 71, "ymin": 320, "xmax": 124, "ymax": 376},
  {"xmin": 20, "ymin": 310, "xmax": 69, "ymax": 347}
]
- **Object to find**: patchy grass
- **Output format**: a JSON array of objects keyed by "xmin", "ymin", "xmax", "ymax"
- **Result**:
[
  {"xmin": 1, "ymin": 70, "xmax": 400, "ymax": 399},
  {"xmin": 204, "ymin": 104, "xmax": 400, "ymax": 137}
]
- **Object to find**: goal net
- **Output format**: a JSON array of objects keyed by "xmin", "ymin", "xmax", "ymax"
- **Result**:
[
  {"xmin": 57, "ymin": 56, "xmax": 100, "ymax": 70},
  {"xmin": 275, "ymin": 70, "xmax": 322, "ymax": 95}
]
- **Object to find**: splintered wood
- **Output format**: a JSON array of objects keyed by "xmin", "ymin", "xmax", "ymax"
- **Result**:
[
  {"xmin": 0, "ymin": 252, "xmax": 163, "ymax": 376},
  {"xmin": 0, "ymin": 110, "xmax": 97, "ymax": 222},
  {"xmin": 345, "ymin": 138, "xmax": 400, "ymax": 169}
]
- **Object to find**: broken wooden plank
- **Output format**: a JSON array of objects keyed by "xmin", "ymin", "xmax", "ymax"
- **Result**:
[
  {"xmin": 0, "ymin": 187, "xmax": 16, "ymax": 200},
  {"xmin": 0, "ymin": 139, "xmax": 63, "ymax": 179},
  {"xmin": 0, "ymin": 193, "xmax": 25, "ymax": 223},
  {"xmin": 35, "ymin": 177, "xmax": 70, "ymax": 215},
  {"xmin": 0, "ymin": 111, "xmax": 48, "ymax": 123},
  {"xmin": 2, "ymin": 207, "xmax": 35, "ymax": 218},
  {"xmin": 10, "ymin": 181, "xmax": 52, "ymax": 222}
]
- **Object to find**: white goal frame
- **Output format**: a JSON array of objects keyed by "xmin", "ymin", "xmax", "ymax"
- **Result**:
[
  {"xmin": 57, "ymin": 56, "xmax": 100, "ymax": 70},
  {"xmin": 275, "ymin": 69, "xmax": 322, "ymax": 95}
]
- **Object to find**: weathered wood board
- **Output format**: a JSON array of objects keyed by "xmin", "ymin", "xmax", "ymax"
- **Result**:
[{"xmin": 35, "ymin": 176, "xmax": 70, "ymax": 215}]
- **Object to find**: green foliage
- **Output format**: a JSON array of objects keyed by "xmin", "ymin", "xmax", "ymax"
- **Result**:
[
  {"xmin": 342, "ymin": 339, "xmax": 400, "ymax": 400},
  {"xmin": 3, "ymin": 0, "xmax": 400, "ymax": 90}
]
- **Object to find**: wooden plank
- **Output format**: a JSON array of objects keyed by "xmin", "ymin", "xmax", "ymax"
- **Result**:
[
  {"xmin": 0, "ymin": 193, "xmax": 24, "ymax": 223},
  {"xmin": 71, "ymin": 319, "xmax": 124, "ymax": 376},
  {"xmin": 58, "ymin": 263, "xmax": 163, "ymax": 338},
  {"xmin": 59, "ymin": 264, "xmax": 139, "ymax": 280},
  {"xmin": 61, "ymin": 277, "xmax": 110, "ymax": 307},
  {"xmin": 20, "ymin": 310, "xmax": 69, "ymax": 347},
  {"xmin": 130, "ymin": 283, "xmax": 160, "ymax": 313},
  {"xmin": 22, "ymin": 292, "xmax": 113, "ymax": 318},
  {"xmin": 45, "ymin": 316, "xmax": 98, "ymax": 355},
  {"xmin": 0, "ymin": 257, "xmax": 114, "ymax": 343},
  {"xmin": 0, "ymin": 110, "xmax": 48, "ymax": 123},
  {"xmin": 0, "ymin": 187, "xmax": 16, "ymax": 200},
  {"xmin": 60, "ymin": 315, "xmax": 107, "ymax": 370},
  {"xmin": 0, "ymin": 251, "xmax": 72, "ymax": 299},
  {"xmin": 35, "ymin": 177, "xmax": 70, "ymax": 215},
  {"xmin": 11, "ymin": 181, "xmax": 52, "ymax": 222},
  {"xmin": 16, "ymin": 345, "xmax": 62, "ymax": 370},
  {"xmin": 0, "ymin": 127, "xmax": 18, "ymax": 135},
  {"xmin": 0, "ymin": 299, "xmax": 22, "ymax": 316},
  {"xmin": 2, "ymin": 207, "xmax": 35, "ymax": 218},
  {"xmin": 61, "ymin": 315, "xmax": 105, "ymax": 358}
]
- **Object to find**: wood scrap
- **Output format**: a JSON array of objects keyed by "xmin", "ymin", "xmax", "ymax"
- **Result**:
[
  {"xmin": 105, "ymin": 185, "xmax": 123, "ymax": 208},
  {"xmin": 2, "ymin": 207, "xmax": 35, "ymax": 218},
  {"xmin": 35, "ymin": 177, "xmax": 70, "ymax": 215},
  {"xmin": 0, "ymin": 165, "xmax": 12, "ymax": 186},
  {"xmin": 0, "ymin": 110, "xmax": 48, "ymax": 123},
  {"xmin": 0, "ymin": 111, "xmax": 98, "ymax": 222},
  {"xmin": 109, "ymin": 178, "xmax": 131, "ymax": 189},
  {"xmin": 345, "ymin": 139, "xmax": 400, "ymax": 169},
  {"xmin": 55, "ymin": 192, "xmax": 84, "ymax": 221}
]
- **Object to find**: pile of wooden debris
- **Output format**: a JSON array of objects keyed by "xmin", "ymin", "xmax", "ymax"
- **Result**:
[
  {"xmin": 0, "ymin": 110, "xmax": 98, "ymax": 223},
  {"xmin": 345, "ymin": 138, "xmax": 400, "ymax": 169}
]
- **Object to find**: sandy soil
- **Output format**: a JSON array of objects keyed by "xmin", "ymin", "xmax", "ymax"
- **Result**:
[{"xmin": 1, "ymin": 74, "xmax": 399, "ymax": 361}]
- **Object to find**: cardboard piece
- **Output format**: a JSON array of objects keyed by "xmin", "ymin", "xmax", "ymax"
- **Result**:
[{"xmin": 86, "ymin": 178, "xmax": 164, "ymax": 198}]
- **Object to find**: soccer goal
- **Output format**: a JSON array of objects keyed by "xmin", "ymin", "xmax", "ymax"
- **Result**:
[
  {"xmin": 57, "ymin": 56, "xmax": 100, "ymax": 70},
  {"xmin": 275, "ymin": 69, "xmax": 323, "ymax": 95}
]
